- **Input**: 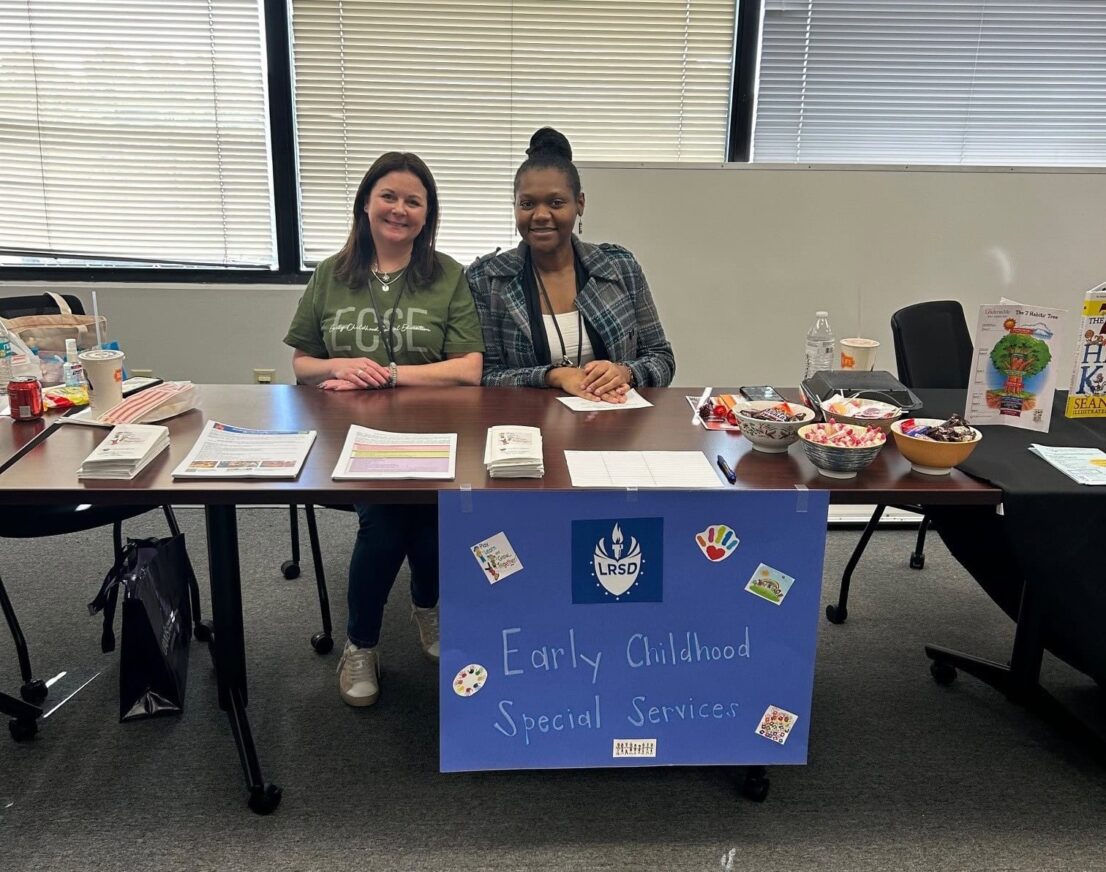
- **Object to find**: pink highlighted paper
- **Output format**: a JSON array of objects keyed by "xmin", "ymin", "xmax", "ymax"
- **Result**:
[{"xmin": 332, "ymin": 425, "xmax": 457, "ymax": 480}]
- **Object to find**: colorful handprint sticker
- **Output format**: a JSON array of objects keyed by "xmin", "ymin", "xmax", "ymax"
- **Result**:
[
  {"xmin": 695, "ymin": 525, "xmax": 740, "ymax": 562},
  {"xmin": 453, "ymin": 664, "xmax": 487, "ymax": 698}
]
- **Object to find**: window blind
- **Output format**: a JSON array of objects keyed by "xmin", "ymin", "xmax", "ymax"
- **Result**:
[
  {"xmin": 292, "ymin": 0, "xmax": 737, "ymax": 266},
  {"xmin": 0, "ymin": 0, "xmax": 275, "ymax": 268},
  {"xmin": 754, "ymin": 0, "xmax": 1106, "ymax": 166}
]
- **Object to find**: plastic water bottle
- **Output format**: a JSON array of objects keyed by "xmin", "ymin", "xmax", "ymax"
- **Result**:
[
  {"xmin": 804, "ymin": 311, "xmax": 835, "ymax": 379},
  {"xmin": 0, "ymin": 323, "xmax": 13, "ymax": 394}
]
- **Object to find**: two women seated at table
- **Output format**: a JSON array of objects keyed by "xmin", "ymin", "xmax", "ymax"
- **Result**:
[{"xmin": 283, "ymin": 129, "xmax": 674, "ymax": 707}]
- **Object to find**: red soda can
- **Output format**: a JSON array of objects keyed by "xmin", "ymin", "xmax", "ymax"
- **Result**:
[{"xmin": 8, "ymin": 377, "xmax": 45, "ymax": 421}]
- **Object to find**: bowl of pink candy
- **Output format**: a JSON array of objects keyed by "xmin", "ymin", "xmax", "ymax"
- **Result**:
[{"xmin": 798, "ymin": 421, "xmax": 887, "ymax": 479}]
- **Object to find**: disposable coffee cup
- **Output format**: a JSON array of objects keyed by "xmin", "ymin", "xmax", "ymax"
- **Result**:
[
  {"xmin": 839, "ymin": 338, "xmax": 879, "ymax": 371},
  {"xmin": 79, "ymin": 349, "xmax": 125, "ymax": 418}
]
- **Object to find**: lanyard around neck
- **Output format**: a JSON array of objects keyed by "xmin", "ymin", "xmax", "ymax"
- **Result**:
[
  {"xmin": 533, "ymin": 266, "xmax": 581, "ymax": 368},
  {"xmin": 365, "ymin": 275, "xmax": 407, "ymax": 365}
]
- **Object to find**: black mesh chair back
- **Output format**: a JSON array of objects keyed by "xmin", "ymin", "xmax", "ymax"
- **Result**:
[
  {"xmin": 0, "ymin": 293, "xmax": 86, "ymax": 319},
  {"xmin": 891, "ymin": 300, "xmax": 972, "ymax": 390}
]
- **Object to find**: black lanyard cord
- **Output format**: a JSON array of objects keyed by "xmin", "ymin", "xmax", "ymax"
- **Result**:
[
  {"xmin": 365, "ymin": 276, "xmax": 407, "ymax": 365},
  {"xmin": 533, "ymin": 267, "xmax": 582, "ymax": 367}
]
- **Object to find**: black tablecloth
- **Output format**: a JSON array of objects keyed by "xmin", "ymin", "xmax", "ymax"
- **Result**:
[{"xmin": 917, "ymin": 390, "xmax": 1106, "ymax": 685}]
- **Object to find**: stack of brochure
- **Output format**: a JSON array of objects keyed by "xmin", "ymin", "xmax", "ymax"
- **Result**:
[
  {"xmin": 77, "ymin": 423, "xmax": 170, "ymax": 480},
  {"xmin": 484, "ymin": 425, "xmax": 544, "ymax": 478},
  {"xmin": 1028, "ymin": 444, "xmax": 1106, "ymax": 485}
]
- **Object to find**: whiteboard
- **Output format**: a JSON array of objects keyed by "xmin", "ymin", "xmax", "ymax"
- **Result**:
[{"xmin": 578, "ymin": 163, "xmax": 1106, "ymax": 388}]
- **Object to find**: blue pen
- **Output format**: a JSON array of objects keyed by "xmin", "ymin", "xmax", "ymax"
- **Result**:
[{"xmin": 716, "ymin": 454, "xmax": 737, "ymax": 484}]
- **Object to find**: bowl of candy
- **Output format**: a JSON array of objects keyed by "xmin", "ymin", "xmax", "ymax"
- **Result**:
[
  {"xmin": 733, "ymin": 401, "xmax": 816, "ymax": 453},
  {"xmin": 891, "ymin": 415, "xmax": 981, "ymax": 475},
  {"xmin": 798, "ymin": 421, "xmax": 887, "ymax": 478},
  {"xmin": 819, "ymin": 394, "xmax": 904, "ymax": 434}
]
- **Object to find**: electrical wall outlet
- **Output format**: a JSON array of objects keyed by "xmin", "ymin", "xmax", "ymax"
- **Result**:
[
  {"xmin": 253, "ymin": 368, "xmax": 276, "ymax": 385},
  {"xmin": 131, "ymin": 368, "xmax": 154, "ymax": 379}
]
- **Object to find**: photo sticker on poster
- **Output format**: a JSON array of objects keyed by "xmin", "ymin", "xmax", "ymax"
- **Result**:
[
  {"xmin": 756, "ymin": 705, "xmax": 799, "ymax": 745},
  {"xmin": 453, "ymin": 664, "xmax": 487, "ymax": 698},
  {"xmin": 695, "ymin": 524, "xmax": 740, "ymax": 562},
  {"xmin": 470, "ymin": 532, "xmax": 523, "ymax": 584},
  {"xmin": 571, "ymin": 517, "xmax": 663, "ymax": 603},
  {"xmin": 744, "ymin": 563, "xmax": 795, "ymax": 605}
]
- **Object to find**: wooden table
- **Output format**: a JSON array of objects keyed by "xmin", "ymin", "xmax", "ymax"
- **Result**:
[{"xmin": 0, "ymin": 385, "xmax": 1001, "ymax": 813}]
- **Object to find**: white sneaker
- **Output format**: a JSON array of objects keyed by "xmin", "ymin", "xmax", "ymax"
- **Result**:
[
  {"xmin": 337, "ymin": 640, "xmax": 380, "ymax": 707},
  {"xmin": 412, "ymin": 605, "xmax": 440, "ymax": 662}
]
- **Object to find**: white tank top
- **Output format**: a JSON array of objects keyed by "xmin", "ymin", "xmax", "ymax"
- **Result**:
[{"xmin": 542, "ymin": 311, "xmax": 595, "ymax": 367}]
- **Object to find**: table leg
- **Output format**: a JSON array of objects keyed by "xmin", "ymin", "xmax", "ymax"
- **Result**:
[
  {"xmin": 925, "ymin": 580, "xmax": 1106, "ymax": 764},
  {"xmin": 2, "ymin": 689, "xmax": 41, "ymax": 742},
  {"xmin": 204, "ymin": 504, "xmax": 283, "ymax": 814}
]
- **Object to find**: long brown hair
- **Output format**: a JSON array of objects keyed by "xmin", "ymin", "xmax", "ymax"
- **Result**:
[{"xmin": 334, "ymin": 152, "xmax": 442, "ymax": 289}]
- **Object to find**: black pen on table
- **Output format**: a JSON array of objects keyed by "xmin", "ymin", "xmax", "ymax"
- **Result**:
[{"xmin": 716, "ymin": 454, "xmax": 737, "ymax": 484}]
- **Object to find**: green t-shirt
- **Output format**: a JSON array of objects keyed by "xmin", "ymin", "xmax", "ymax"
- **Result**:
[{"xmin": 283, "ymin": 251, "xmax": 485, "ymax": 365}]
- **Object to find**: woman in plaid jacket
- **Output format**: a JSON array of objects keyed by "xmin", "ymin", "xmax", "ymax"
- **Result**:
[{"xmin": 468, "ymin": 128, "xmax": 674, "ymax": 403}]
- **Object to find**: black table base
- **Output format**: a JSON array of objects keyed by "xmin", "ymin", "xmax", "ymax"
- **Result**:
[
  {"xmin": 205, "ymin": 505, "xmax": 282, "ymax": 815},
  {"xmin": 925, "ymin": 574, "xmax": 1106, "ymax": 765}
]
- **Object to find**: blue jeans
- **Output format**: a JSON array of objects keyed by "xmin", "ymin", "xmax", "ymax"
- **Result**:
[{"xmin": 347, "ymin": 502, "xmax": 439, "ymax": 648}]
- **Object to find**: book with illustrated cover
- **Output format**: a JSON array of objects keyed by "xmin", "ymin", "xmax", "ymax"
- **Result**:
[
  {"xmin": 1065, "ymin": 281, "xmax": 1106, "ymax": 419},
  {"xmin": 965, "ymin": 301, "xmax": 1067, "ymax": 432}
]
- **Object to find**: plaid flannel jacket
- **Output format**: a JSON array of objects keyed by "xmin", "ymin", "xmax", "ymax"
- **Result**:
[{"xmin": 466, "ymin": 238, "xmax": 675, "ymax": 388}]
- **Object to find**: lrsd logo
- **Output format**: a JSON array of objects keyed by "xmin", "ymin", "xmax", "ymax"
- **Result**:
[{"xmin": 571, "ymin": 517, "xmax": 663, "ymax": 603}]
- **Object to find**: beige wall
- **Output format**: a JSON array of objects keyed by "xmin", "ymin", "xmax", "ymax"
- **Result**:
[{"xmin": 3, "ymin": 164, "xmax": 1105, "ymax": 387}]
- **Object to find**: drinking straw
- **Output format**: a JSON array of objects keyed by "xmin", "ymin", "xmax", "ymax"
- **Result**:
[{"xmin": 92, "ymin": 290, "xmax": 103, "ymax": 348}]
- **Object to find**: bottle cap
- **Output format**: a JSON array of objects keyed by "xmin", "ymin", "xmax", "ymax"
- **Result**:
[
  {"xmin": 816, "ymin": 311, "xmax": 829, "ymax": 317},
  {"xmin": 65, "ymin": 338, "xmax": 78, "ymax": 362}
]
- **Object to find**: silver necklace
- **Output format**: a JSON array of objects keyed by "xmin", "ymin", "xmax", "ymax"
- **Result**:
[{"xmin": 371, "ymin": 261, "xmax": 408, "ymax": 293}]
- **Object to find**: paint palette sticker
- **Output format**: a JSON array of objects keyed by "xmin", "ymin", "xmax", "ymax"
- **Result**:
[
  {"xmin": 744, "ymin": 563, "xmax": 795, "ymax": 605},
  {"xmin": 695, "ymin": 525, "xmax": 740, "ymax": 562},
  {"xmin": 470, "ymin": 532, "xmax": 523, "ymax": 584},
  {"xmin": 756, "ymin": 705, "xmax": 799, "ymax": 745},
  {"xmin": 453, "ymin": 664, "xmax": 487, "ymax": 698}
]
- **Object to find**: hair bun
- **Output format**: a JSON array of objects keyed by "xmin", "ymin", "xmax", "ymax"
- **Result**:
[{"xmin": 526, "ymin": 127, "xmax": 573, "ymax": 161}]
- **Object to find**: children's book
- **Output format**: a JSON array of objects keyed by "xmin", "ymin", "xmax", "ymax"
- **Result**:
[
  {"xmin": 965, "ymin": 300, "xmax": 1067, "ymax": 432},
  {"xmin": 1064, "ymin": 281, "xmax": 1106, "ymax": 419}
]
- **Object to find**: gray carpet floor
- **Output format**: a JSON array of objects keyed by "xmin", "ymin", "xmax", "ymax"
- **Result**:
[{"xmin": 1, "ymin": 508, "xmax": 1104, "ymax": 872}]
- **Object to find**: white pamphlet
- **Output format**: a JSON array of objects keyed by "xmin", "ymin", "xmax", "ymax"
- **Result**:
[
  {"xmin": 564, "ymin": 450, "xmax": 723, "ymax": 488},
  {"xmin": 966, "ymin": 301, "xmax": 1067, "ymax": 432},
  {"xmin": 78, "ymin": 423, "xmax": 170, "ymax": 480},
  {"xmin": 332, "ymin": 425, "xmax": 457, "ymax": 480},
  {"xmin": 172, "ymin": 420, "xmax": 316, "ymax": 479},
  {"xmin": 556, "ymin": 389, "xmax": 653, "ymax": 412},
  {"xmin": 484, "ymin": 425, "xmax": 544, "ymax": 478},
  {"xmin": 1028, "ymin": 444, "xmax": 1106, "ymax": 485}
]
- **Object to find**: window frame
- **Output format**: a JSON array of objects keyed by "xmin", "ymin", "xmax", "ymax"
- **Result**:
[{"xmin": 0, "ymin": 1, "xmax": 796, "ymax": 283}]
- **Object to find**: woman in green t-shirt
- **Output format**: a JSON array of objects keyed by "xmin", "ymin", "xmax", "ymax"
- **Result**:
[{"xmin": 284, "ymin": 152, "xmax": 484, "ymax": 708}]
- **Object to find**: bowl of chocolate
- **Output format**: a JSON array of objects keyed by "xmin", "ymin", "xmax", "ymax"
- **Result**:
[
  {"xmin": 734, "ymin": 401, "xmax": 816, "ymax": 453},
  {"xmin": 890, "ymin": 415, "xmax": 981, "ymax": 475}
]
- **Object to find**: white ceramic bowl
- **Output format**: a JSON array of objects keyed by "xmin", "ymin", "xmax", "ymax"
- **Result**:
[
  {"xmin": 734, "ymin": 401, "xmax": 817, "ymax": 454},
  {"xmin": 798, "ymin": 423, "xmax": 887, "ymax": 478}
]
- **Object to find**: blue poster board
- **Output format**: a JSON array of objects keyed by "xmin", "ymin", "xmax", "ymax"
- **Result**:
[{"xmin": 439, "ymin": 489, "xmax": 829, "ymax": 772}]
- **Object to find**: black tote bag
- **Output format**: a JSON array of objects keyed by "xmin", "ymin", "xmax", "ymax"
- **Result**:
[{"xmin": 89, "ymin": 535, "xmax": 194, "ymax": 721}]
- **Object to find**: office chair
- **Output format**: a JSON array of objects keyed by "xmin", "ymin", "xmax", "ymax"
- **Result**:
[
  {"xmin": 825, "ymin": 300, "xmax": 972, "ymax": 624},
  {"xmin": 0, "ymin": 293, "xmax": 208, "ymax": 741},
  {"xmin": 282, "ymin": 503, "xmax": 335, "ymax": 654}
]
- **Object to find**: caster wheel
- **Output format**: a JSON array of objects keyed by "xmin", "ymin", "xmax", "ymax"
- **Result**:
[
  {"xmin": 248, "ymin": 783, "xmax": 283, "ymax": 815},
  {"xmin": 21, "ymin": 679, "xmax": 48, "ymax": 705},
  {"xmin": 311, "ymin": 633, "xmax": 334, "ymax": 655},
  {"xmin": 9, "ymin": 718, "xmax": 37, "ymax": 743},
  {"xmin": 930, "ymin": 660, "xmax": 957, "ymax": 686},
  {"xmin": 194, "ymin": 620, "xmax": 213, "ymax": 643},
  {"xmin": 280, "ymin": 560, "xmax": 301, "ymax": 580},
  {"xmin": 909, "ymin": 553, "xmax": 925, "ymax": 570},
  {"xmin": 825, "ymin": 604, "xmax": 847, "ymax": 624},
  {"xmin": 741, "ymin": 774, "xmax": 770, "ymax": 802}
]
